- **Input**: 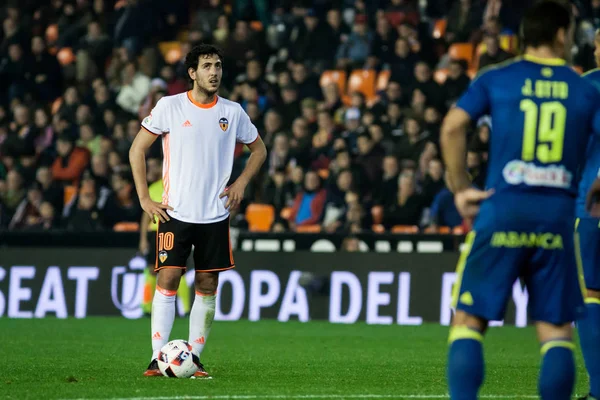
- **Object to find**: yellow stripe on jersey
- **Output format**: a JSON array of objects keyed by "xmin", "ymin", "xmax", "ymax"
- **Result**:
[
  {"xmin": 451, "ymin": 231, "xmax": 476, "ymax": 309},
  {"xmin": 574, "ymin": 218, "xmax": 588, "ymax": 298},
  {"xmin": 148, "ymin": 179, "xmax": 164, "ymax": 232}
]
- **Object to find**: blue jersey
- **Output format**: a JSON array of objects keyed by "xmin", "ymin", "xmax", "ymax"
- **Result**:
[
  {"xmin": 457, "ymin": 55, "xmax": 600, "ymax": 220},
  {"xmin": 577, "ymin": 69, "xmax": 600, "ymax": 218}
]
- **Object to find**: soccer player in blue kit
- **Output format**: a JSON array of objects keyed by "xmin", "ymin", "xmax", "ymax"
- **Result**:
[
  {"xmin": 577, "ymin": 31, "xmax": 600, "ymax": 400},
  {"xmin": 440, "ymin": 1, "xmax": 600, "ymax": 399}
]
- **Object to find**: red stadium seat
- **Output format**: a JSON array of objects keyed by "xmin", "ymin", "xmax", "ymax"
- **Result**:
[
  {"xmin": 433, "ymin": 19, "xmax": 447, "ymax": 39},
  {"xmin": 376, "ymin": 70, "xmax": 391, "ymax": 92},
  {"xmin": 246, "ymin": 204, "xmax": 275, "ymax": 232},
  {"xmin": 320, "ymin": 70, "xmax": 347, "ymax": 96},
  {"xmin": 347, "ymin": 69, "xmax": 377, "ymax": 101}
]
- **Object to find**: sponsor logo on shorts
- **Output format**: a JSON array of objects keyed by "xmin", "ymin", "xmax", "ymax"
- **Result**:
[
  {"xmin": 502, "ymin": 160, "xmax": 572, "ymax": 188},
  {"xmin": 490, "ymin": 231, "xmax": 564, "ymax": 249},
  {"xmin": 219, "ymin": 117, "xmax": 229, "ymax": 131},
  {"xmin": 159, "ymin": 251, "xmax": 168, "ymax": 263}
]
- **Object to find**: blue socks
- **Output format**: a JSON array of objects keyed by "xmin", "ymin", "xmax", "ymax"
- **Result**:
[
  {"xmin": 539, "ymin": 340, "xmax": 575, "ymax": 400},
  {"xmin": 579, "ymin": 300, "xmax": 600, "ymax": 398},
  {"xmin": 447, "ymin": 326, "xmax": 484, "ymax": 400}
]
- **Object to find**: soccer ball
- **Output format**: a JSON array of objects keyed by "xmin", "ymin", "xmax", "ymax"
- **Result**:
[{"xmin": 157, "ymin": 340, "xmax": 199, "ymax": 378}]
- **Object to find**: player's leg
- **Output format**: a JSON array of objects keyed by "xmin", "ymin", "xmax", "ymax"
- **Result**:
[
  {"xmin": 188, "ymin": 217, "xmax": 235, "ymax": 378},
  {"xmin": 526, "ymin": 221, "xmax": 585, "ymax": 400},
  {"xmin": 142, "ymin": 232, "xmax": 158, "ymax": 316},
  {"xmin": 447, "ymin": 230, "xmax": 520, "ymax": 400},
  {"xmin": 575, "ymin": 218, "xmax": 600, "ymax": 400},
  {"xmin": 145, "ymin": 219, "xmax": 193, "ymax": 376},
  {"xmin": 177, "ymin": 274, "xmax": 191, "ymax": 316}
]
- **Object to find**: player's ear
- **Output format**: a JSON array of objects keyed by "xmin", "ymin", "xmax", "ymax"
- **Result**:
[{"xmin": 188, "ymin": 67, "xmax": 196, "ymax": 82}]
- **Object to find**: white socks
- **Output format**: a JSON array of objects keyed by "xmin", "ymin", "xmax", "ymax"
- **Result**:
[
  {"xmin": 189, "ymin": 292, "xmax": 216, "ymax": 358},
  {"xmin": 151, "ymin": 286, "xmax": 177, "ymax": 360}
]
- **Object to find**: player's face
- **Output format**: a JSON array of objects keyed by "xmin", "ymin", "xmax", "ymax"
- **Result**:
[{"xmin": 190, "ymin": 54, "xmax": 222, "ymax": 95}]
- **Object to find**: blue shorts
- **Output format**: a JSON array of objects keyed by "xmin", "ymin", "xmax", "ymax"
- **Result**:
[
  {"xmin": 453, "ymin": 216, "xmax": 586, "ymax": 325},
  {"xmin": 576, "ymin": 217, "xmax": 600, "ymax": 291}
]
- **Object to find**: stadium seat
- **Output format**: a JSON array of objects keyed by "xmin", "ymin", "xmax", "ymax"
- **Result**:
[
  {"xmin": 371, "ymin": 205, "xmax": 384, "ymax": 225},
  {"xmin": 433, "ymin": 19, "xmax": 447, "ymax": 39},
  {"xmin": 452, "ymin": 226, "xmax": 465, "ymax": 235},
  {"xmin": 376, "ymin": 70, "xmax": 391, "ymax": 92},
  {"xmin": 391, "ymin": 225, "xmax": 419, "ymax": 234},
  {"xmin": 438, "ymin": 226, "xmax": 451, "ymax": 234},
  {"xmin": 347, "ymin": 70, "xmax": 377, "ymax": 101},
  {"xmin": 250, "ymin": 21, "xmax": 263, "ymax": 31},
  {"xmin": 64, "ymin": 185, "xmax": 77, "ymax": 205},
  {"xmin": 280, "ymin": 207, "xmax": 293, "ymax": 220},
  {"xmin": 158, "ymin": 41, "xmax": 183, "ymax": 64},
  {"xmin": 448, "ymin": 43, "xmax": 474, "ymax": 67},
  {"xmin": 246, "ymin": 204, "xmax": 275, "ymax": 232},
  {"xmin": 296, "ymin": 224, "xmax": 322, "ymax": 233},
  {"xmin": 433, "ymin": 69, "xmax": 448, "ymax": 84},
  {"xmin": 319, "ymin": 70, "xmax": 347, "ymax": 96},
  {"xmin": 372, "ymin": 224, "xmax": 385, "ymax": 233},
  {"xmin": 45, "ymin": 24, "xmax": 58, "ymax": 44},
  {"xmin": 57, "ymin": 47, "xmax": 76, "ymax": 66},
  {"xmin": 113, "ymin": 222, "xmax": 140, "ymax": 232}
]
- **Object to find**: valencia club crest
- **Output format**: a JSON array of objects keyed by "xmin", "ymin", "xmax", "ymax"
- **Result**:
[{"xmin": 219, "ymin": 117, "xmax": 229, "ymax": 132}]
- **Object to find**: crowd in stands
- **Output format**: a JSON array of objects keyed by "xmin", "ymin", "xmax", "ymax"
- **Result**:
[{"xmin": 0, "ymin": 0, "xmax": 597, "ymax": 234}]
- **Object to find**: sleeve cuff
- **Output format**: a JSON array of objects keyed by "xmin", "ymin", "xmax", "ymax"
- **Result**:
[
  {"xmin": 241, "ymin": 134, "xmax": 259, "ymax": 145},
  {"xmin": 141, "ymin": 125, "xmax": 161, "ymax": 135}
]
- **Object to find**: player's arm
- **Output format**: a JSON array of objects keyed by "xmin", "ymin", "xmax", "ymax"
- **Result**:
[
  {"xmin": 139, "ymin": 211, "xmax": 150, "ymax": 254},
  {"xmin": 440, "ymin": 108, "xmax": 472, "ymax": 193},
  {"xmin": 129, "ymin": 129, "xmax": 173, "ymax": 223},
  {"xmin": 221, "ymin": 136, "xmax": 267, "ymax": 210}
]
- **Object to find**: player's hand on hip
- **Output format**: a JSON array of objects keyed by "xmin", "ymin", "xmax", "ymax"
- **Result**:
[
  {"xmin": 454, "ymin": 188, "xmax": 494, "ymax": 220},
  {"xmin": 586, "ymin": 178, "xmax": 600, "ymax": 217},
  {"xmin": 220, "ymin": 179, "xmax": 247, "ymax": 211},
  {"xmin": 140, "ymin": 198, "xmax": 173, "ymax": 223}
]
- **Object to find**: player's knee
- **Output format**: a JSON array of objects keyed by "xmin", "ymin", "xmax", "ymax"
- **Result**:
[
  {"xmin": 587, "ymin": 288, "xmax": 600, "ymax": 300},
  {"xmin": 536, "ymin": 321, "xmax": 573, "ymax": 343},
  {"xmin": 195, "ymin": 272, "xmax": 219, "ymax": 295},
  {"xmin": 452, "ymin": 311, "xmax": 488, "ymax": 333},
  {"xmin": 157, "ymin": 268, "xmax": 182, "ymax": 291}
]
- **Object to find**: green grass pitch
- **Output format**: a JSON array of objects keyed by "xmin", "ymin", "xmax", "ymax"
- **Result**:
[{"xmin": 1, "ymin": 318, "xmax": 591, "ymax": 399}]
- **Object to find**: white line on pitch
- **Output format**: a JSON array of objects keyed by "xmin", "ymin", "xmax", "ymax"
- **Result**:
[{"xmin": 61, "ymin": 394, "xmax": 541, "ymax": 400}]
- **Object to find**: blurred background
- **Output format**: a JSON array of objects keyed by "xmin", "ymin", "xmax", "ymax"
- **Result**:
[{"xmin": 0, "ymin": 0, "xmax": 595, "ymax": 237}]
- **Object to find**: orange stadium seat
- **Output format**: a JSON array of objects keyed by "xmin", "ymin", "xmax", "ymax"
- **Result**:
[
  {"xmin": 57, "ymin": 47, "xmax": 76, "ymax": 66},
  {"xmin": 64, "ymin": 185, "xmax": 77, "ymax": 205},
  {"xmin": 376, "ymin": 70, "xmax": 391, "ymax": 92},
  {"xmin": 296, "ymin": 224, "xmax": 322, "ymax": 233},
  {"xmin": 372, "ymin": 224, "xmax": 385, "ymax": 233},
  {"xmin": 453, "ymin": 226, "xmax": 465, "ymax": 235},
  {"xmin": 246, "ymin": 204, "xmax": 275, "ymax": 232},
  {"xmin": 114, "ymin": 222, "xmax": 140, "ymax": 232},
  {"xmin": 250, "ymin": 21, "xmax": 263, "ymax": 31},
  {"xmin": 158, "ymin": 41, "xmax": 183, "ymax": 65},
  {"xmin": 433, "ymin": 68, "xmax": 448, "ymax": 84},
  {"xmin": 438, "ymin": 226, "xmax": 451, "ymax": 234},
  {"xmin": 449, "ymin": 43, "xmax": 474, "ymax": 67},
  {"xmin": 433, "ymin": 19, "xmax": 447, "ymax": 39},
  {"xmin": 391, "ymin": 225, "xmax": 419, "ymax": 234},
  {"xmin": 371, "ymin": 205, "xmax": 384, "ymax": 225},
  {"xmin": 347, "ymin": 69, "xmax": 377, "ymax": 101},
  {"xmin": 320, "ymin": 70, "xmax": 347, "ymax": 96}
]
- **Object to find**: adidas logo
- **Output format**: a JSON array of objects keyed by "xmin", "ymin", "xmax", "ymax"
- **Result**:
[
  {"xmin": 152, "ymin": 332, "xmax": 162, "ymax": 340},
  {"xmin": 194, "ymin": 337, "xmax": 205, "ymax": 345},
  {"xmin": 182, "ymin": 120, "xmax": 192, "ymax": 127}
]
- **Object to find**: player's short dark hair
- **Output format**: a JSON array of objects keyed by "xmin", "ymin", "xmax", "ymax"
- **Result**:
[
  {"xmin": 184, "ymin": 44, "xmax": 224, "ymax": 83},
  {"xmin": 520, "ymin": 0, "xmax": 572, "ymax": 48}
]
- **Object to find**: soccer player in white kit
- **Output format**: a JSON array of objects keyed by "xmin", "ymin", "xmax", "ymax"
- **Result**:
[{"xmin": 129, "ymin": 44, "xmax": 267, "ymax": 377}]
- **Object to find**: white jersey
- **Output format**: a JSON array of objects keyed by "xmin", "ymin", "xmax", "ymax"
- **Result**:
[{"xmin": 141, "ymin": 91, "xmax": 259, "ymax": 224}]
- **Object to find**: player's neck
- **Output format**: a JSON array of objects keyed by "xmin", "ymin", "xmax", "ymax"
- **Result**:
[
  {"xmin": 190, "ymin": 87, "xmax": 217, "ymax": 105},
  {"xmin": 524, "ymin": 46, "xmax": 563, "ymax": 61}
]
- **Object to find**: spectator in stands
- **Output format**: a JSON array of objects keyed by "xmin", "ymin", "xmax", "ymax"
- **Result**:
[
  {"xmin": 322, "ymin": 169, "xmax": 354, "ymax": 232},
  {"xmin": 9, "ymin": 181, "xmax": 44, "ymax": 230},
  {"xmin": 301, "ymin": 98, "xmax": 318, "ymax": 132},
  {"xmin": 262, "ymin": 110, "xmax": 285, "ymax": 148},
  {"xmin": 470, "ymin": 118, "xmax": 490, "ymax": 161},
  {"xmin": 292, "ymin": 9, "xmax": 338, "ymax": 72},
  {"xmin": 25, "ymin": 201, "xmax": 55, "ymax": 231},
  {"xmin": 76, "ymin": 20, "xmax": 112, "ymax": 79},
  {"xmin": 264, "ymin": 167, "xmax": 295, "ymax": 213},
  {"xmin": 443, "ymin": 60, "xmax": 471, "ymax": 108},
  {"xmin": 268, "ymin": 133, "xmax": 291, "ymax": 176},
  {"xmin": 396, "ymin": 115, "xmax": 431, "ymax": 163},
  {"xmin": 279, "ymin": 83, "xmax": 301, "ymax": 125},
  {"xmin": 340, "ymin": 107, "xmax": 363, "ymax": 154},
  {"xmin": 421, "ymin": 158, "xmax": 445, "ymax": 205},
  {"xmin": 52, "ymin": 134, "xmax": 90, "ymax": 187},
  {"xmin": 336, "ymin": 14, "xmax": 372, "ymax": 70},
  {"xmin": 311, "ymin": 111, "xmax": 337, "ymax": 169},
  {"xmin": 390, "ymin": 38, "xmax": 419, "ymax": 85},
  {"xmin": 368, "ymin": 15, "xmax": 398, "ymax": 69},
  {"xmin": 375, "ymin": 155, "xmax": 400, "ymax": 207},
  {"xmin": 64, "ymin": 181, "xmax": 103, "ymax": 231},
  {"xmin": 289, "ymin": 117, "xmax": 312, "ymax": 168},
  {"xmin": 77, "ymin": 124, "xmax": 102, "ymax": 157},
  {"xmin": 289, "ymin": 170, "xmax": 327, "ymax": 229},
  {"xmin": 33, "ymin": 108, "xmax": 55, "ymax": 157},
  {"xmin": 478, "ymin": 33, "xmax": 512, "ymax": 69},
  {"xmin": 1, "ymin": 169, "xmax": 25, "ymax": 224},
  {"xmin": 292, "ymin": 62, "xmax": 322, "ymax": 101},
  {"xmin": 270, "ymin": 217, "xmax": 289, "ymax": 233},
  {"xmin": 36, "ymin": 166, "xmax": 64, "ymax": 216},
  {"xmin": 225, "ymin": 20, "xmax": 261, "ymax": 75},
  {"xmin": 102, "ymin": 171, "xmax": 142, "ymax": 229},
  {"xmin": 355, "ymin": 133, "xmax": 385, "ymax": 189},
  {"xmin": 383, "ymin": 171, "xmax": 425, "ymax": 228},
  {"xmin": 29, "ymin": 36, "xmax": 62, "ymax": 102},
  {"xmin": 0, "ymin": 43, "xmax": 27, "ymax": 104},
  {"xmin": 116, "ymin": 62, "xmax": 151, "ymax": 116},
  {"xmin": 413, "ymin": 62, "xmax": 445, "ymax": 111},
  {"xmin": 322, "ymin": 83, "xmax": 344, "ymax": 115},
  {"xmin": 445, "ymin": 0, "xmax": 484, "ymax": 43},
  {"xmin": 341, "ymin": 235, "xmax": 361, "ymax": 252}
]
